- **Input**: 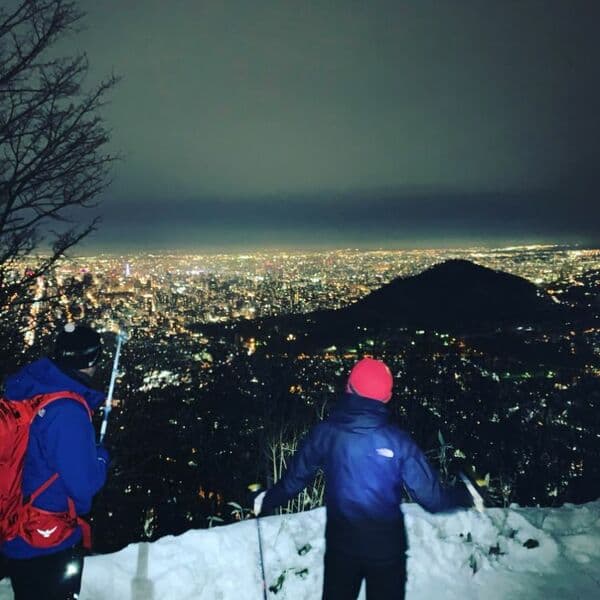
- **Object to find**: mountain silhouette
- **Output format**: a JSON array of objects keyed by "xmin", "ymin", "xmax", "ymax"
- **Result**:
[
  {"xmin": 199, "ymin": 260, "xmax": 566, "ymax": 349},
  {"xmin": 342, "ymin": 259, "xmax": 557, "ymax": 329}
]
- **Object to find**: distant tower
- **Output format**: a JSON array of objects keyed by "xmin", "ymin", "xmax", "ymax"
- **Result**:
[
  {"xmin": 125, "ymin": 262, "xmax": 131, "ymax": 278},
  {"xmin": 289, "ymin": 287, "xmax": 299, "ymax": 309}
]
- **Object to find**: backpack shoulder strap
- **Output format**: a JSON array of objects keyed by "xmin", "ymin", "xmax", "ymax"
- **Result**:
[
  {"xmin": 24, "ymin": 392, "xmax": 93, "ymax": 508},
  {"xmin": 30, "ymin": 391, "xmax": 92, "ymax": 422}
]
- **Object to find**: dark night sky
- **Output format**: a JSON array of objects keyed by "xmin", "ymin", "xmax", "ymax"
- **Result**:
[{"xmin": 60, "ymin": 1, "xmax": 599, "ymax": 251}]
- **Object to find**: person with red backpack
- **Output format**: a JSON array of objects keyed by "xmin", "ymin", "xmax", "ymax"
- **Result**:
[{"xmin": 0, "ymin": 324, "xmax": 110, "ymax": 600}]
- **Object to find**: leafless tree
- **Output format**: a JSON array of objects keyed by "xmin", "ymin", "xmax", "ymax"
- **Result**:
[{"xmin": 0, "ymin": 0, "xmax": 117, "ymax": 315}]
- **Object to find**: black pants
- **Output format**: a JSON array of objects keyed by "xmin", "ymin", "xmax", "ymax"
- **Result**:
[
  {"xmin": 323, "ymin": 547, "xmax": 406, "ymax": 600},
  {"xmin": 5, "ymin": 546, "xmax": 84, "ymax": 600}
]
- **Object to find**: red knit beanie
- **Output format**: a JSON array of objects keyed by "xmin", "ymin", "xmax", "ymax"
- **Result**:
[{"xmin": 346, "ymin": 358, "xmax": 393, "ymax": 403}]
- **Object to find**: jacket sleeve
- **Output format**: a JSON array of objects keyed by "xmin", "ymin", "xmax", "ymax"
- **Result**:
[
  {"xmin": 400, "ymin": 435, "xmax": 471, "ymax": 513},
  {"xmin": 262, "ymin": 424, "xmax": 325, "ymax": 513},
  {"xmin": 43, "ymin": 400, "xmax": 109, "ymax": 514}
]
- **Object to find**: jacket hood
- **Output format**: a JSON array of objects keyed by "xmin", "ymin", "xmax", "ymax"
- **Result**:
[
  {"xmin": 4, "ymin": 357, "xmax": 105, "ymax": 411},
  {"xmin": 329, "ymin": 392, "xmax": 391, "ymax": 431}
]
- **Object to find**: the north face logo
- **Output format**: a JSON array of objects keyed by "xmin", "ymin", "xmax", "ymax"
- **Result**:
[{"xmin": 376, "ymin": 448, "xmax": 394, "ymax": 458}]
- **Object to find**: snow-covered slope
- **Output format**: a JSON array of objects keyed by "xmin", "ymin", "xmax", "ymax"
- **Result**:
[{"xmin": 1, "ymin": 501, "xmax": 599, "ymax": 599}]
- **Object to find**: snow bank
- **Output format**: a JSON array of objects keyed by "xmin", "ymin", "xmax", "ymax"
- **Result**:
[{"xmin": 1, "ymin": 501, "xmax": 599, "ymax": 599}]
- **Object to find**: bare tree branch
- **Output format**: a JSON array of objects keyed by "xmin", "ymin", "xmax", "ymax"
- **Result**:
[{"xmin": 0, "ymin": 0, "xmax": 117, "ymax": 317}]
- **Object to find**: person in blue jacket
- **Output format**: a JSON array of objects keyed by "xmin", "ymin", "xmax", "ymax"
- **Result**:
[
  {"xmin": 254, "ymin": 357, "xmax": 472, "ymax": 600},
  {"xmin": 1, "ymin": 324, "xmax": 110, "ymax": 600}
]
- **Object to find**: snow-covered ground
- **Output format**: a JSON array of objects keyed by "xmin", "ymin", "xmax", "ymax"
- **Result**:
[{"xmin": 1, "ymin": 501, "xmax": 599, "ymax": 599}]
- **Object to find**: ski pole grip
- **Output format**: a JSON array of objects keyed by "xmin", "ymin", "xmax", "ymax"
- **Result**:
[{"xmin": 459, "ymin": 471, "xmax": 485, "ymax": 513}]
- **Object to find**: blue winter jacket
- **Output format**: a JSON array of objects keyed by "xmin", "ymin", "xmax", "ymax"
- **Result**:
[
  {"xmin": 1, "ymin": 358, "xmax": 109, "ymax": 559},
  {"xmin": 263, "ymin": 392, "xmax": 470, "ymax": 559}
]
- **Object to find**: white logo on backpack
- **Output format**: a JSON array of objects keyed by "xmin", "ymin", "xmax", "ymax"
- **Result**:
[{"xmin": 36, "ymin": 526, "xmax": 58, "ymax": 538}]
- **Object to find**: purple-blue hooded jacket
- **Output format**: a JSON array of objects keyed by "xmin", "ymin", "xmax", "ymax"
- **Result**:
[
  {"xmin": 263, "ymin": 392, "xmax": 472, "ymax": 560},
  {"xmin": 1, "ymin": 358, "xmax": 109, "ymax": 559}
]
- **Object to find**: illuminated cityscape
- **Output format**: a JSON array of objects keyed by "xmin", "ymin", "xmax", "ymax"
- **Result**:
[
  {"xmin": 17, "ymin": 244, "xmax": 600, "ymax": 335},
  {"xmin": 4, "ymin": 244, "xmax": 598, "ymax": 551}
]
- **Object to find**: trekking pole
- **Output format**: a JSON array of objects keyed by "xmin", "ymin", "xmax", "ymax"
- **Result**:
[
  {"xmin": 256, "ymin": 516, "xmax": 268, "ymax": 600},
  {"xmin": 99, "ymin": 329, "xmax": 127, "ymax": 444},
  {"xmin": 249, "ymin": 484, "xmax": 268, "ymax": 600}
]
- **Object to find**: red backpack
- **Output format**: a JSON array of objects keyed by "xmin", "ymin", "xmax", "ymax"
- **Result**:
[{"xmin": 0, "ymin": 391, "xmax": 93, "ymax": 549}]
